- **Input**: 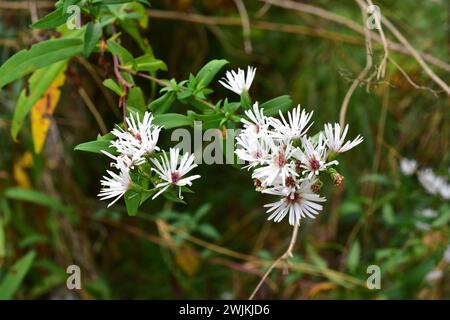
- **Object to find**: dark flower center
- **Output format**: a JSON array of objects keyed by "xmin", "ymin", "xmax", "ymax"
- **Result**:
[
  {"xmin": 134, "ymin": 133, "xmax": 142, "ymax": 142},
  {"xmin": 285, "ymin": 176, "xmax": 296, "ymax": 187},
  {"xmin": 170, "ymin": 171, "xmax": 180, "ymax": 183},
  {"xmin": 309, "ymin": 158, "xmax": 320, "ymax": 171},
  {"xmin": 286, "ymin": 192, "xmax": 301, "ymax": 204}
]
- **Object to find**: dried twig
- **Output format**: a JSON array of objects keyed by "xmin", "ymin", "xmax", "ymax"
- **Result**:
[
  {"xmin": 78, "ymin": 87, "xmax": 108, "ymax": 135},
  {"xmin": 339, "ymin": 5, "xmax": 373, "ymax": 128},
  {"xmin": 260, "ymin": 0, "xmax": 450, "ymax": 73},
  {"xmin": 233, "ymin": 0, "xmax": 252, "ymax": 53},
  {"xmin": 249, "ymin": 223, "xmax": 299, "ymax": 300}
]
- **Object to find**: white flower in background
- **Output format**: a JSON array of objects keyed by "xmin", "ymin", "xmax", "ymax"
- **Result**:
[
  {"xmin": 440, "ymin": 183, "xmax": 450, "ymax": 199},
  {"xmin": 425, "ymin": 269, "xmax": 443, "ymax": 283},
  {"xmin": 241, "ymin": 102, "xmax": 268, "ymax": 137},
  {"xmin": 235, "ymin": 131, "xmax": 271, "ymax": 169},
  {"xmin": 151, "ymin": 148, "xmax": 201, "ymax": 200},
  {"xmin": 418, "ymin": 168, "xmax": 445, "ymax": 195},
  {"xmin": 252, "ymin": 142, "xmax": 298, "ymax": 187},
  {"xmin": 219, "ymin": 66, "xmax": 256, "ymax": 95},
  {"xmin": 417, "ymin": 208, "xmax": 438, "ymax": 218},
  {"xmin": 444, "ymin": 245, "xmax": 450, "ymax": 263},
  {"xmin": 270, "ymin": 105, "xmax": 313, "ymax": 141},
  {"xmin": 263, "ymin": 180, "xmax": 326, "ymax": 225},
  {"xmin": 294, "ymin": 135, "xmax": 338, "ymax": 179},
  {"xmin": 399, "ymin": 158, "xmax": 418, "ymax": 176},
  {"xmin": 98, "ymin": 158, "xmax": 132, "ymax": 207},
  {"xmin": 323, "ymin": 123, "xmax": 363, "ymax": 153},
  {"xmin": 415, "ymin": 221, "xmax": 431, "ymax": 231}
]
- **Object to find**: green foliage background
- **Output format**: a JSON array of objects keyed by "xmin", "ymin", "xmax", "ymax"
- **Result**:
[{"xmin": 0, "ymin": 0, "xmax": 449, "ymax": 299}]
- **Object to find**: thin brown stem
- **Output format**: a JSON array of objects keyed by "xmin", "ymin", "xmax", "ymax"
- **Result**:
[
  {"xmin": 339, "ymin": 5, "xmax": 373, "ymax": 128},
  {"xmin": 249, "ymin": 223, "xmax": 299, "ymax": 300}
]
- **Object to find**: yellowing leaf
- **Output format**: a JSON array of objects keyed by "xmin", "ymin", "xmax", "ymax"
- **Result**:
[
  {"xmin": 31, "ymin": 72, "xmax": 66, "ymax": 153},
  {"xmin": 13, "ymin": 152, "xmax": 33, "ymax": 188},
  {"xmin": 175, "ymin": 246, "xmax": 200, "ymax": 276}
]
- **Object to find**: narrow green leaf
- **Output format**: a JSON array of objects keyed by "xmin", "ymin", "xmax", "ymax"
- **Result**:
[
  {"xmin": 127, "ymin": 87, "xmax": 146, "ymax": 113},
  {"xmin": 4, "ymin": 188, "xmax": 69, "ymax": 213},
  {"xmin": 106, "ymin": 40, "xmax": 133, "ymax": 64},
  {"xmin": 32, "ymin": 7, "xmax": 70, "ymax": 30},
  {"xmin": 84, "ymin": 21, "xmax": 103, "ymax": 57},
  {"xmin": 153, "ymin": 113, "xmax": 194, "ymax": 129},
  {"xmin": 0, "ymin": 38, "xmax": 83, "ymax": 89},
  {"xmin": 196, "ymin": 59, "xmax": 228, "ymax": 89},
  {"xmin": 103, "ymin": 78, "xmax": 124, "ymax": 96},
  {"xmin": 124, "ymin": 190, "xmax": 140, "ymax": 216},
  {"xmin": 149, "ymin": 92, "xmax": 176, "ymax": 115},
  {"xmin": 123, "ymin": 54, "xmax": 167, "ymax": 73},
  {"xmin": 259, "ymin": 95, "xmax": 293, "ymax": 117},
  {"xmin": 346, "ymin": 241, "xmax": 361, "ymax": 272},
  {"xmin": 0, "ymin": 251, "xmax": 36, "ymax": 300}
]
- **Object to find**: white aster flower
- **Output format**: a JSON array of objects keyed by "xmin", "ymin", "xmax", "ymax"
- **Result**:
[
  {"xmin": 110, "ymin": 111, "xmax": 161, "ymax": 166},
  {"xmin": 241, "ymin": 102, "xmax": 268, "ymax": 137},
  {"xmin": 235, "ymin": 130, "xmax": 271, "ymax": 169},
  {"xmin": 323, "ymin": 123, "xmax": 363, "ymax": 153},
  {"xmin": 294, "ymin": 134, "xmax": 338, "ymax": 179},
  {"xmin": 252, "ymin": 142, "xmax": 298, "ymax": 187},
  {"xmin": 399, "ymin": 158, "xmax": 418, "ymax": 176},
  {"xmin": 151, "ymin": 148, "xmax": 201, "ymax": 200},
  {"xmin": 219, "ymin": 66, "xmax": 256, "ymax": 95},
  {"xmin": 263, "ymin": 180, "xmax": 326, "ymax": 225},
  {"xmin": 418, "ymin": 168, "xmax": 445, "ymax": 195},
  {"xmin": 270, "ymin": 105, "xmax": 313, "ymax": 141},
  {"xmin": 98, "ymin": 157, "xmax": 132, "ymax": 207}
]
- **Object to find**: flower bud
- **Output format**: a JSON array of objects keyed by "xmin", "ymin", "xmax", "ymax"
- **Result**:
[{"xmin": 311, "ymin": 180, "xmax": 323, "ymax": 193}]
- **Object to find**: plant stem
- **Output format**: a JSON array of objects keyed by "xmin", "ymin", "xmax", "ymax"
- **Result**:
[{"xmin": 249, "ymin": 223, "xmax": 299, "ymax": 300}]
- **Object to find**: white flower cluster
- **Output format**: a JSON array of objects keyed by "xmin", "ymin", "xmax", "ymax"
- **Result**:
[
  {"xmin": 235, "ymin": 103, "xmax": 363, "ymax": 226},
  {"xmin": 98, "ymin": 111, "xmax": 200, "ymax": 207},
  {"xmin": 399, "ymin": 158, "xmax": 450, "ymax": 200}
]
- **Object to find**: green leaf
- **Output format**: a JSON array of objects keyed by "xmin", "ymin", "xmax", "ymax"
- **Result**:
[
  {"xmin": 124, "ymin": 190, "xmax": 140, "ymax": 216},
  {"xmin": 103, "ymin": 78, "xmax": 124, "ymax": 96},
  {"xmin": 64, "ymin": 0, "xmax": 82, "ymax": 13},
  {"xmin": 84, "ymin": 21, "xmax": 103, "ymax": 57},
  {"xmin": 196, "ymin": 59, "xmax": 228, "ymax": 89},
  {"xmin": 127, "ymin": 87, "xmax": 146, "ymax": 113},
  {"xmin": 153, "ymin": 113, "xmax": 194, "ymax": 129},
  {"xmin": 32, "ymin": 7, "xmax": 70, "ymax": 30},
  {"xmin": 123, "ymin": 54, "xmax": 167, "ymax": 73},
  {"xmin": 74, "ymin": 133, "xmax": 116, "ymax": 154},
  {"xmin": 0, "ymin": 251, "xmax": 36, "ymax": 299},
  {"xmin": 149, "ymin": 92, "xmax": 176, "ymax": 115},
  {"xmin": 346, "ymin": 241, "xmax": 360, "ymax": 272},
  {"xmin": 162, "ymin": 191, "xmax": 186, "ymax": 204},
  {"xmin": 106, "ymin": 40, "xmax": 133, "ymax": 64},
  {"xmin": 11, "ymin": 60, "xmax": 68, "ymax": 140},
  {"xmin": 259, "ymin": 95, "xmax": 293, "ymax": 117},
  {"xmin": 197, "ymin": 224, "xmax": 220, "ymax": 240},
  {"xmin": 4, "ymin": 188, "xmax": 69, "ymax": 213},
  {"xmin": 0, "ymin": 38, "xmax": 83, "ymax": 89}
]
